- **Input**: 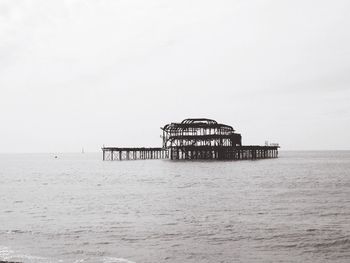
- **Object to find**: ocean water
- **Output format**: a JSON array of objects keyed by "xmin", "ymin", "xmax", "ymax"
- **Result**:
[{"xmin": 0, "ymin": 151, "xmax": 349, "ymax": 263}]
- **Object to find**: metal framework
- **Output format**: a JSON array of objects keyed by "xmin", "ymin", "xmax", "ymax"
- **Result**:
[
  {"xmin": 102, "ymin": 118, "xmax": 279, "ymax": 161},
  {"xmin": 162, "ymin": 118, "xmax": 241, "ymax": 147},
  {"xmin": 102, "ymin": 147, "xmax": 168, "ymax": 161},
  {"xmin": 162, "ymin": 118, "xmax": 245, "ymax": 160}
]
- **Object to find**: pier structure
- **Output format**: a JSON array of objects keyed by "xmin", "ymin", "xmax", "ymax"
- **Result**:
[
  {"xmin": 165, "ymin": 145, "xmax": 278, "ymax": 160},
  {"xmin": 161, "ymin": 118, "xmax": 278, "ymax": 160},
  {"xmin": 102, "ymin": 147, "xmax": 168, "ymax": 161},
  {"xmin": 102, "ymin": 118, "xmax": 279, "ymax": 161}
]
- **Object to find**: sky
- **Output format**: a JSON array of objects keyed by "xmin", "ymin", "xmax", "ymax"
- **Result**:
[{"xmin": 0, "ymin": 0, "xmax": 350, "ymax": 152}]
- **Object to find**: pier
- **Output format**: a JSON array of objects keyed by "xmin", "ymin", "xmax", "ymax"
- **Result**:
[
  {"xmin": 102, "ymin": 146, "xmax": 278, "ymax": 161},
  {"xmin": 102, "ymin": 147, "xmax": 168, "ymax": 161},
  {"xmin": 167, "ymin": 145, "xmax": 278, "ymax": 160},
  {"xmin": 102, "ymin": 118, "xmax": 279, "ymax": 161}
]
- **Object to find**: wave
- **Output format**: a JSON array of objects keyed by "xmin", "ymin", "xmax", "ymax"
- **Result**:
[
  {"xmin": 0, "ymin": 246, "xmax": 49, "ymax": 263},
  {"xmin": 103, "ymin": 257, "xmax": 136, "ymax": 263},
  {"xmin": 312, "ymin": 238, "xmax": 350, "ymax": 249},
  {"xmin": 1, "ymin": 246, "xmax": 137, "ymax": 263},
  {"xmin": 271, "ymin": 237, "xmax": 350, "ymax": 251}
]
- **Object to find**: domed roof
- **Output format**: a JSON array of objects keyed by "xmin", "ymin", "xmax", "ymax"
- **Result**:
[{"xmin": 181, "ymin": 118, "xmax": 217, "ymax": 125}]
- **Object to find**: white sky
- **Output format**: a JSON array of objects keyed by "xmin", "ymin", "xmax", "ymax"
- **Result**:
[{"xmin": 1, "ymin": 0, "xmax": 350, "ymax": 152}]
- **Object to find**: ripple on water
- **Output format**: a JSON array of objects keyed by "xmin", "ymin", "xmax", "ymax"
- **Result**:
[
  {"xmin": 103, "ymin": 257, "xmax": 136, "ymax": 263},
  {"xmin": 1, "ymin": 152, "xmax": 350, "ymax": 262}
]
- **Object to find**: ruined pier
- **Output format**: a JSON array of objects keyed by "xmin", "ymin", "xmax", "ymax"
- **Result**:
[
  {"xmin": 102, "ymin": 147, "xmax": 168, "ymax": 161},
  {"xmin": 102, "ymin": 145, "xmax": 278, "ymax": 161},
  {"xmin": 102, "ymin": 118, "xmax": 279, "ymax": 161}
]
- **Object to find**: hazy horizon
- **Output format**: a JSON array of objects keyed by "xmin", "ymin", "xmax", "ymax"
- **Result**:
[
  {"xmin": 1, "ymin": 150, "xmax": 350, "ymax": 155},
  {"xmin": 1, "ymin": 0, "xmax": 350, "ymax": 153}
]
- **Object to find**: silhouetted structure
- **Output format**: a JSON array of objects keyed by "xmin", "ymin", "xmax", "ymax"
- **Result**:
[
  {"xmin": 102, "ymin": 147, "xmax": 168, "ymax": 161},
  {"xmin": 102, "ymin": 118, "xmax": 279, "ymax": 161}
]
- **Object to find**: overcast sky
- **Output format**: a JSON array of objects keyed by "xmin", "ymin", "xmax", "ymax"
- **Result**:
[{"xmin": 1, "ymin": 0, "xmax": 350, "ymax": 152}]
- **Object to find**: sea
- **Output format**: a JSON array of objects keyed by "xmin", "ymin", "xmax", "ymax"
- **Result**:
[{"xmin": 0, "ymin": 151, "xmax": 349, "ymax": 263}]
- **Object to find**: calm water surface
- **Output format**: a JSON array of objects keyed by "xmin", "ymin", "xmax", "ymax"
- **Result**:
[{"xmin": 0, "ymin": 151, "xmax": 349, "ymax": 263}]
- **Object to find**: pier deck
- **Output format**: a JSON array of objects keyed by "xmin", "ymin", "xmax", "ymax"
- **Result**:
[
  {"xmin": 102, "ymin": 146, "xmax": 278, "ymax": 161},
  {"xmin": 102, "ymin": 147, "xmax": 168, "ymax": 161},
  {"xmin": 168, "ymin": 145, "xmax": 278, "ymax": 160}
]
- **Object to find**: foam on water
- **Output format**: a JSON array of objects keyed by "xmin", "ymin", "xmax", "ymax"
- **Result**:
[
  {"xmin": 0, "ymin": 246, "xmax": 135, "ymax": 263},
  {"xmin": 0, "ymin": 246, "xmax": 49, "ymax": 263},
  {"xmin": 102, "ymin": 257, "xmax": 136, "ymax": 263}
]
